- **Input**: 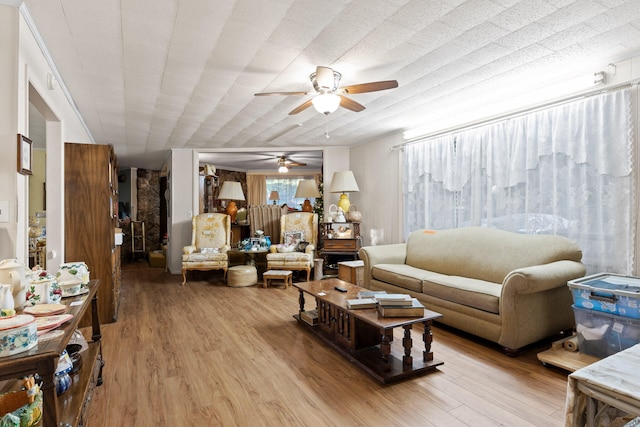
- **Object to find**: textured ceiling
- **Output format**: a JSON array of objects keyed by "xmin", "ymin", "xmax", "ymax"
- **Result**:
[{"xmin": 21, "ymin": 0, "xmax": 640, "ymax": 170}]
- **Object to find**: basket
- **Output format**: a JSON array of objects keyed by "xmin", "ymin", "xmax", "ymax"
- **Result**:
[
  {"xmin": 346, "ymin": 205, "xmax": 362, "ymax": 221},
  {"xmin": 0, "ymin": 385, "xmax": 42, "ymax": 427}
]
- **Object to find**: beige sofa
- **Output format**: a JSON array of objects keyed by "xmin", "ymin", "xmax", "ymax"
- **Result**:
[{"xmin": 359, "ymin": 227, "xmax": 586, "ymax": 354}]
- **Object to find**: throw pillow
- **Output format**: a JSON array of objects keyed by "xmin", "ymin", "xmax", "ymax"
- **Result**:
[{"xmin": 284, "ymin": 231, "xmax": 304, "ymax": 246}]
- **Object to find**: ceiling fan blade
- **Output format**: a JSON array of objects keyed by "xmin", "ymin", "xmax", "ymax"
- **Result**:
[
  {"xmin": 254, "ymin": 91, "xmax": 309, "ymax": 96},
  {"xmin": 287, "ymin": 160, "xmax": 307, "ymax": 167},
  {"xmin": 339, "ymin": 80, "xmax": 398, "ymax": 94},
  {"xmin": 339, "ymin": 95, "xmax": 365, "ymax": 112},
  {"xmin": 288, "ymin": 99, "xmax": 313, "ymax": 115}
]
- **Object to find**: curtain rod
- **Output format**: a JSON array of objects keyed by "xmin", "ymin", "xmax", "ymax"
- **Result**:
[{"xmin": 392, "ymin": 81, "xmax": 637, "ymax": 151}]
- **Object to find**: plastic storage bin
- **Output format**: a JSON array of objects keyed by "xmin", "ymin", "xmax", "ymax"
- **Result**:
[
  {"xmin": 573, "ymin": 305, "xmax": 640, "ymax": 358},
  {"xmin": 568, "ymin": 273, "xmax": 640, "ymax": 318}
]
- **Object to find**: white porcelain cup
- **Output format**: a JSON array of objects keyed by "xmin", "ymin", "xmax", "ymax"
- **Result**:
[{"xmin": 30, "ymin": 282, "xmax": 51, "ymax": 304}]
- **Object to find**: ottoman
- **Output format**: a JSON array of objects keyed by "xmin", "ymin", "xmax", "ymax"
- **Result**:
[{"xmin": 227, "ymin": 265, "xmax": 258, "ymax": 287}]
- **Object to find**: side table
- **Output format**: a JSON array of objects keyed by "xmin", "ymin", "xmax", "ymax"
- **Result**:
[
  {"xmin": 338, "ymin": 260, "xmax": 364, "ymax": 286},
  {"xmin": 565, "ymin": 343, "xmax": 640, "ymax": 426}
]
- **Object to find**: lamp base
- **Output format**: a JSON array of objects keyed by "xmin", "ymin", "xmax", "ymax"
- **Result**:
[
  {"xmin": 301, "ymin": 199, "xmax": 313, "ymax": 212},
  {"xmin": 337, "ymin": 193, "xmax": 350, "ymax": 213},
  {"xmin": 226, "ymin": 201, "xmax": 238, "ymax": 223}
]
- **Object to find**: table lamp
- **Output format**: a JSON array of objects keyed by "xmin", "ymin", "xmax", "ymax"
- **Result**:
[
  {"xmin": 269, "ymin": 190, "xmax": 280, "ymax": 205},
  {"xmin": 295, "ymin": 179, "xmax": 320, "ymax": 212},
  {"xmin": 329, "ymin": 171, "xmax": 359, "ymax": 213},
  {"xmin": 217, "ymin": 181, "xmax": 245, "ymax": 223}
]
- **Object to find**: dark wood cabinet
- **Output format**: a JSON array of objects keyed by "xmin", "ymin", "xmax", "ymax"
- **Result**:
[{"xmin": 65, "ymin": 143, "xmax": 121, "ymax": 323}]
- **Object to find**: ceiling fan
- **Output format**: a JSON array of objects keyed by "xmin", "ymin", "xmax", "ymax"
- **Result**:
[
  {"xmin": 278, "ymin": 156, "xmax": 306, "ymax": 173},
  {"xmin": 255, "ymin": 66, "xmax": 398, "ymax": 115}
]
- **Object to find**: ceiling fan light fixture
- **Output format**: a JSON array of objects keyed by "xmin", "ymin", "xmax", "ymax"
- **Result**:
[
  {"xmin": 278, "ymin": 165, "xmax": 289, "ymax": 173},
  {"xmin": 312, "ymin": 93, "xmax": 341, "ymax": 115}
]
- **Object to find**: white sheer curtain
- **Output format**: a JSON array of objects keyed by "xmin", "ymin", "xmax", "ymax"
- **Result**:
[{"xmin": 404, "ymin": 88, "xmax": 635, "ymax": 275}]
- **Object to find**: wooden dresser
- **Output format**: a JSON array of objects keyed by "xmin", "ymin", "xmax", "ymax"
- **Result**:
[{"xmin": 65, "ymin": 143, "xmax": 121, "ymax": 323}]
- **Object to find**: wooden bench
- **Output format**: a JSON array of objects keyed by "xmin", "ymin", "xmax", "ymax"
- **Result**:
[{"xmin": 262, "ymin": 270, "xmax": 293, "ymax": 289}]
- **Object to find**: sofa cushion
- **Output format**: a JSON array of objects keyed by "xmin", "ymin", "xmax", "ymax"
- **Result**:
[
  {"xmin": 421, "ymin": 273, "xmax": 502, "ymax": 314},
  {"xmin": 405, "ymin": 227, "xmax": 583, "ymax": 284},
  {"xmin": 371, "ymin": 264, "xmax": 436, "ymax": 293}
]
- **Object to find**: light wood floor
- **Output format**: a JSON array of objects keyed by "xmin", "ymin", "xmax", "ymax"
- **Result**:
[{"xmin": 86, "ymin": 262, "xmax": 571, "ymax": 426}]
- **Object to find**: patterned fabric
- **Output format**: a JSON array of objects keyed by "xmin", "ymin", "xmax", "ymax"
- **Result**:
[
  {"xmin": 278, "ymin": 212, "xmax": 317, "ymax": 246},
  {"xmin": 191, "ymin": 213, "xmax": 231, "ymax": 251},
  {"xmin": 181, "ymin": 213, "xmax": 231, "ymax": 285},
  {"xmin": 267, "ymin": 212, "xmax": 318, "ymax": 281}
]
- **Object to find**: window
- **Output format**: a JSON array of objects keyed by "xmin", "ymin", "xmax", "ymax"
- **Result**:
[
  {"xmin": 404, "ymin": 88, "xmax": 635, "ymax": 275},
  {"xmin": 266, "ymin": 176, "xmax": 317, "ymax": 210}
]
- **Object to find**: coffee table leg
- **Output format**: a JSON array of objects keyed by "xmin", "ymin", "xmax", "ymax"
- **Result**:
[
  {"xmin": 403, "ymin": 324, "xmax": 413, "ymax": 368},
  {"xmin": 380, "ymin": 329, "xmax": 392, "ymax": 372},
  {"xmin": 422, "ymin": 320, "xmax": 434, "ymax": 362},
  {"xmin": 298, "ymin": 290, "xmax": 305, "ymax": 313}
]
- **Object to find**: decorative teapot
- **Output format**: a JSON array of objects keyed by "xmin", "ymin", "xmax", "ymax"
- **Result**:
[{"xmin": 0, "ymin": 259, "xmax": 28, "ymax": 308}]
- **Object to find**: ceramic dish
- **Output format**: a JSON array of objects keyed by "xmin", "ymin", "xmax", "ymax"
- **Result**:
[
  {"xmin": 23, "ymin": 303, "xmax": 67, "ymax": 316},
  {"xmin": 58, "ymin": 279, "xmax": 83, "ymax": 297},
  {"xmin": 0, "ymin": 320, "xmax": 37, "ymax": 357},
  {"xmin": 35, "ymin": 314, "xmax": 73, "ymax": 331},
  {"xmin": 0, "ymin": 314, "xmax": 35, "ymax": 332},
  {"xmin": 56, "ymin": 262, "xmax": 90, "ymax": 285},
  {"xmin": 38, "ymin": 329, "xmax": 65, "ymax": 342},
  {"xmin": 61, "ymin": 287, "xmax": 89, "ymax": 298}
]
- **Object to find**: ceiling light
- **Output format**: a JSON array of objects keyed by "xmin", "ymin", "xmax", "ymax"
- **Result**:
[
  {"xmin": 278, "ymin": 165, "xmax": 288, "ymax": 173},
  {"xmin": 312, "ymin": 93, "xmax": 341, "ymax": 115}
]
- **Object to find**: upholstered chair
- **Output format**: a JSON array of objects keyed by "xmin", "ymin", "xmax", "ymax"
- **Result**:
[
  {"xmin": 266, "ymin": 212, "xmax": 318, "ymax": 281},
  {"xmin": 181, "ymin": 213, "xmax": 231, "ymax": 285}
]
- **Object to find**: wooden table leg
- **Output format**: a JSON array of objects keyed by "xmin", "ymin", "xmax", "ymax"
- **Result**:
[
  {"xmin": 298, "ymin": 290, "xmax": 305, "ymax": 313},
  {"xmin": 422, "ymin": 320, "xmax": 434, "ymax": 362},
  {"xmin": 403, "ymin": 324, "xmax": 413, "ymax": 368},
  {"xmin": 380, "ymin": 329, "xmax": 393, "ymax": 372}
]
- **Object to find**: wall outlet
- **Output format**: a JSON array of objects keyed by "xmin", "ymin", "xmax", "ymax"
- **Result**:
[
  {"xmin": 0, "ymin": 201, "xmax": 8, "ymax": 222},
  {"xmin": 187, "ymin": 210, "xmax": 193, "ymax": 218}
]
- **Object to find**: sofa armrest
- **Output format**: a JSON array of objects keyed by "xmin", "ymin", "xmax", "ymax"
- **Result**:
[
  {"xmin": 499, "ymin": 260, "xmax": 586, "ymax": 350},
  {"xmin": 183, "ymin": 245, "xmax": 196, "ymax": 255},
  {"xmin": 502, "ymin": 260, "xmax": 586, "ymax": 296},
  {"xmin": 359, "ymin": 244, "xmax": 407, "ymax": 288}
]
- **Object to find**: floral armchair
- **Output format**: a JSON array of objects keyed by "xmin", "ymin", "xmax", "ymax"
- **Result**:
[
  {"xmin": 181, "ymin": 213, "xmax": 231, "ymax": 285},
  {"xmin": 266, "ymin": 212, "xmax": 318, "ymax": 281}
]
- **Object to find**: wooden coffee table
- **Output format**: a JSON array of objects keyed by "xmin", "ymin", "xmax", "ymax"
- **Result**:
[{"xmin": 293, "ymin": 278, "xmax": 443, "ymax": 383}]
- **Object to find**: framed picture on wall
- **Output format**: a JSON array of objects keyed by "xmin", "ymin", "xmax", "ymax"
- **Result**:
[{"xmin": 17, "ymin": 134, "xmax": 33, "ymax": 175}]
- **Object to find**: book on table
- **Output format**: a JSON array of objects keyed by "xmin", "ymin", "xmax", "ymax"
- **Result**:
[
  {"xmin": 375, "ymin": 294, "xmax": 414, "ymax": 306},
  {"xmin": 300, "ymin": 309, "xmax": 318, "ymax": 325},
  {"xmin": 357, "ymin": 290, "xmax": 387, "ymax": 299},
  {"xmin": 347, "ymin": 298, "xmax": 377, "ymax": 309},
  {"xmin": 378, "ymin": 299, "xmax": 425, "ymax": 317}
]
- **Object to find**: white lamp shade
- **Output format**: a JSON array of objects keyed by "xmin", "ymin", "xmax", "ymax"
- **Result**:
[
  {"xmin": 269, "ymin": 190, "xmax": 280, "ymax": 201},
  {"xmin": 329, "ymin": 171, "xmax": 359, "ymax": 193},
  {"xmin": 218, "ymin": 181, "xmax": 245, "ymax": 201},
  {"xmin": 312, "ymin": 93, "xmax": 340, "ymax": 115},
  {"xmin": 295, "ymin": 180, "xmax": 321, "ymax": 199}
]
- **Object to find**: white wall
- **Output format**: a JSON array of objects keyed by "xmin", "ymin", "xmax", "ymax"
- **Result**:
[
  {"xmin": 322, "ymin": 146, "xmax": 350, "ymax": 212},
  {"xmin": 349, "ymin": 133, "xmax": 404, "ymax": 246},
  {"xmin": 0, "ymin": 5, "xmax": 20, "ymax": 261},
  {"xmin": 0, "ymin": 5, "xmax": 92, "ymax": 269},
  {"xmin": 166, "ymin": 149, "xmax": 197, "ymax": 274}
]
